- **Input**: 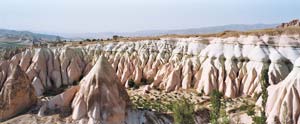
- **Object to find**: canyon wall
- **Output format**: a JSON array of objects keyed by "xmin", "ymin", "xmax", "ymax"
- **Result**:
[{"xmin": 1, "ymin": 34, "xmax": 300, "ymax": 123}]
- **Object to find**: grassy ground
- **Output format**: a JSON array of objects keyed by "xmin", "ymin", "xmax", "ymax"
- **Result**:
[
  {"xmin": 0, "ymin": 41, "xmax": 28, "ymax": 48},
  {"xmin": 128, "ymin": 86, "xmax": 258, "ymax": 124},
  {"xmin": 2, "ymin": 86, "xmax": 259, "ymax": 124}
]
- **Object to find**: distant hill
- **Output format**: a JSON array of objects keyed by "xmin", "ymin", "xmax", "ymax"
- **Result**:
[
  {"xmin": 0, "ymin": 29, "xmax": 62, "ymax": 47},
  {"xmin": 157, "ymin": 24, "xmax": 277, "ymax": 35},
  {"xmin": 277, "ymin": 19, "xmax": 300, "ymax": 28},
  {"xmin": 0, "ymin": 23, "xmax": 278, "ymax": 44},
  {"xmin": 62, "ymin": 23, "xmax": 277, "ymax": 39}
]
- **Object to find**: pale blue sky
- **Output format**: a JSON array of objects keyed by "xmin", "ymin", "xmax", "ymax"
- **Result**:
[{"xmin": 0, "ymin": 0, "xmax": 299, "ymax": 33}]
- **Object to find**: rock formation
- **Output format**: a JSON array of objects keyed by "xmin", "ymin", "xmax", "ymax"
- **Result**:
[
  {"xmin": 1, "ymin": 31, "xmax": 300, "ymax": 123},
  {"xmin": 38, "ymin": 86, "xmax": 79, "ymax": 116},
  {"xmin": 1, "ymin": 35, "xmax": 299, "ymax": 98},
  {"xmin": 71, "ymin": 56, "xmax": 130, "ymax": 124},
  {"xmin": 265, "ymin": 57, "xmax": 300, "ymax": 124},
  {"xmin": 125, "ymin": 110, "xmax": 172, "ymax": 124},
  {"xmin": 277, "ymin": 19, "xmax": 300, "ymax": 28},
  {"xmin": 0, "ymin": 65, "xmax": 37, "ymax": 121}
]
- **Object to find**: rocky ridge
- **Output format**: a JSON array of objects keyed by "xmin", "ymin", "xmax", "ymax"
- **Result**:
[
  {"xmin": 0, "ymin": 65, "xmax": 37, "ymax": 121},
  {"xmin": 277, "ymin": 19, "xmax": 300, "ymax": 28},
  {"xmin": 1, "ymin": 32, "xmax": 300, "ymax": 123}
]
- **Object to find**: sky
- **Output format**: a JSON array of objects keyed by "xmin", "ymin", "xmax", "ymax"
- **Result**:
[{"xmin": 0, "ymin": 0, "xmax": 300, "ymax": 33}]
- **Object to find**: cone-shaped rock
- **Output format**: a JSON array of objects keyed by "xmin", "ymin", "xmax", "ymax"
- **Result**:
[
  {"xmin": 72, "ymin": 56, "xmax": 130, "ymax": 124},
  {"xmin": 264, "ymin": 57, "xmax": 300, "ymax": 124},
  {"xmin": 0, "ymin": 65, "xmax": 37, "ymax": 121}
]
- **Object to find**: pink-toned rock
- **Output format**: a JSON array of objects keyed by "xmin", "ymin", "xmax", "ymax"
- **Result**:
[
  {"xmin": 38, "ymin": 86, "xmax": 79, "ymax": 116},
  {"xmin": 67, "ymin": 60, "xmax": 82, "ymax": 84},
  {"xmin": 26, "ymin": 48, "xmax": 51, "ymax": 89},
  {"xmin": 151, "ymin": 63, "xmax": 173, "ymax": 88},
  {"xmin": 9, "ymin": 53, "xmax": 22, "ymax": 66},
  {"xmin": 121, "ymin": 59, "xmax": 133, "ymax": 85},
  {"xmin": 72, "ymin": 56, "xmax": 130, "ymax": 124},
  {"xmin": 19, "ymin": 50, "xmax": 32, "ymax": 71},
  {"xmin": 196, "ymin": 58, "xmax": 218, "ymax": 95},
  {"xmin": 0, "ymin": 65, "xmax": 37, "ymax": 121},
  {"xmin": 0, "ymin": 61, "xmax": 9, "ymax": 89},
  {"xmin": 60, "ymin": 47, "xmax": 85, "ymax": 86},
  {"xmin": 133, "ymin": 66, "xmax": 142, "ymax": 85},
  {"xmin": 83, "ymin": 62, "xmax": 93, "ymax": 76},
  {"xmin": 263, "ymin": 58, "xmax": 300, "ymax": 124},
  {"xmin": 181, "ymin": 59, "xmax": 192, "ymax": 89},
  {"xmin": 165, "ymin": 67, "xmax": 181, "ymax": 92},
  {"xmin": 143, "ymin": 85, "xmax": 151, "ymax": 94},
  {"xmin": 51, "ymin": 70, "xmax": 62, "ymax": 88},
  {"xmin": 32, "ymin": 77, "xmax": 45, "ymax": 96},
  {"xmin": 51, "ymin": 51, "xmax": 62, "ymax": 88}
]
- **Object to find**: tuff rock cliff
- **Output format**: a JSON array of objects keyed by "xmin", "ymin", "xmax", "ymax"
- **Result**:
[
  {"xmin": 0, "ymin": 65, "xmax": 37, "ymax": 121},
  {"xmin": 1, "ymin": 33, "xmax": 300, "ymax": 123}
]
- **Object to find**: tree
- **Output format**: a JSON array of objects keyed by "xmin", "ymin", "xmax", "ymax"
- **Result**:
[
  {"xmin": 260, "ymin": 67, "xmax": 269, "ymax": 123},
  {"xmin": 252, "ymin": 67, "xmax": 269, "ymax": 124},
  {"xmin": 113, "ymin": 35, "xmax": 119, "ymax": 40},
  {"xmin": 210, "ymin": 90, "xmax": 222, "ymax": 124}
]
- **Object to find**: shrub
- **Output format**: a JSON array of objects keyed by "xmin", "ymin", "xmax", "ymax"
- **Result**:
[
  {"xmin": 131, "ymin": 95, "xmax": 170, "ymax": 113},
  {"xmin": 259, "ymin": 68, "xmax": 269, "ymax": 123},
  {"xmin": 113, "ymin": 35, "xmax": 119, "ymax": 40},
  {"xmin": 219, "ymin": 106, "xmax": 230, "ymax": 124},
  {"xmin": 171, "ymin": 98, "xmax": 195, "ymax": 124},
  {"xmin": 127, "ymin": 79, "xmax": 139, "ymax": 89},
  {"xmin": 247, "ymin": 108, "xmax": 255, "ymax": 116},
  {"xmin": 249, "ymin": 68, "xmax": 269, "ymax": 124},
  {"xmin": 210, "ymin": 90, "xmax": 222, "ymax": 124},
  {"xmin": 197, "ymin": 89, "xmax": 205, "ymax": 97},
  {"xmin": 252, "ymin": 115, "xmax": 265, "ymax": 124},
  {"xmin": 140, "ymin": 78, "xmax": 154, "ymax": 85},
  {"xmin": 131, "ymin": 95, "xmax": 196, "ymax": 124}
]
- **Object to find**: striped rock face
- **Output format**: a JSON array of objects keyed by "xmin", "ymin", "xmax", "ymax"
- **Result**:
[
  {"xmin": 1, "ymin": 34, "xmax": 300, "ymax": 123},
  {"xmin": 0, "ymin": 65, "xmax": 37, "ymax": 121},
  {"xmin": 71, "ymin": 56, "xmax": 130, "ymax": 124}
]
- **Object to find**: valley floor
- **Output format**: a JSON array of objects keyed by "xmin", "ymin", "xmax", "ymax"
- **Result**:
[{"xmin": 3, "ymin": 86, "xmax": 257, "ymax": 124}]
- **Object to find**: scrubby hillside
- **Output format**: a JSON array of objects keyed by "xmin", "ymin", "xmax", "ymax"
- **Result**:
[{"xmin": 0, "ymin": 29, "xmax": 62, "ymax": 47}]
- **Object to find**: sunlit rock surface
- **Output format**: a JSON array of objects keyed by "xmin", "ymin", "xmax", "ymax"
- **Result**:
[
  {"xmin": 2, "ymin": 34, "xmax": 300, "ymax": 122},
  {"xmin": 0, "ymin": 65, "xmax": 37, "ymax": 121},
  {"xmin": 264, "ymin": 57, "xmax": 300, "ymax": 124},
  {"xmin": 71, "ymin": 56, "xmax": 130, "ymax": 124},
  {"xmin": 2, "ymin": 35, "xmax": 300, "ymax": 97}
]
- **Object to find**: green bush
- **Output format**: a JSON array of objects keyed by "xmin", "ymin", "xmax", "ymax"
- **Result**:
[
  {"xmin": 259, "ymin": 68, "xmax": 269, "ymax": 124},
  {"xmin": 210, "ymin": 90, "xmax": 222, "ymax": 124},
  {"xmin": 131, "ymin": 95, "xmax": 170, "ymax": 112},
  {"xmin": 131, "ymin": 95, "xmax": 195, "ymax": 124},
  {"xmin": 247, "ymin": 109, "xmax": 255, "ymax": 116},
  {"xmin": 141, "ymin": 77, "xmax": 154, "ymax": 85},
  {"xmin": 249, "ymin": 68, "xmax": 269, "ymax": 124},
  {"xmin": 127, "ymin": 79, "xmax": 139, "ymax": 89},
  {"xmin": 197, "ymin": 89, "xmax": 205, "ymax": 97},
  {"xmin": 171, "ymin": 98, "xmax": 195, "ymax": 124},
  {"xmin": 252, "ymin": 116, "xmax": 265, "ymax": 124},
  {"xmin": 220, "ymin": 99, "xmax": 231, "ymax": 124}
]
